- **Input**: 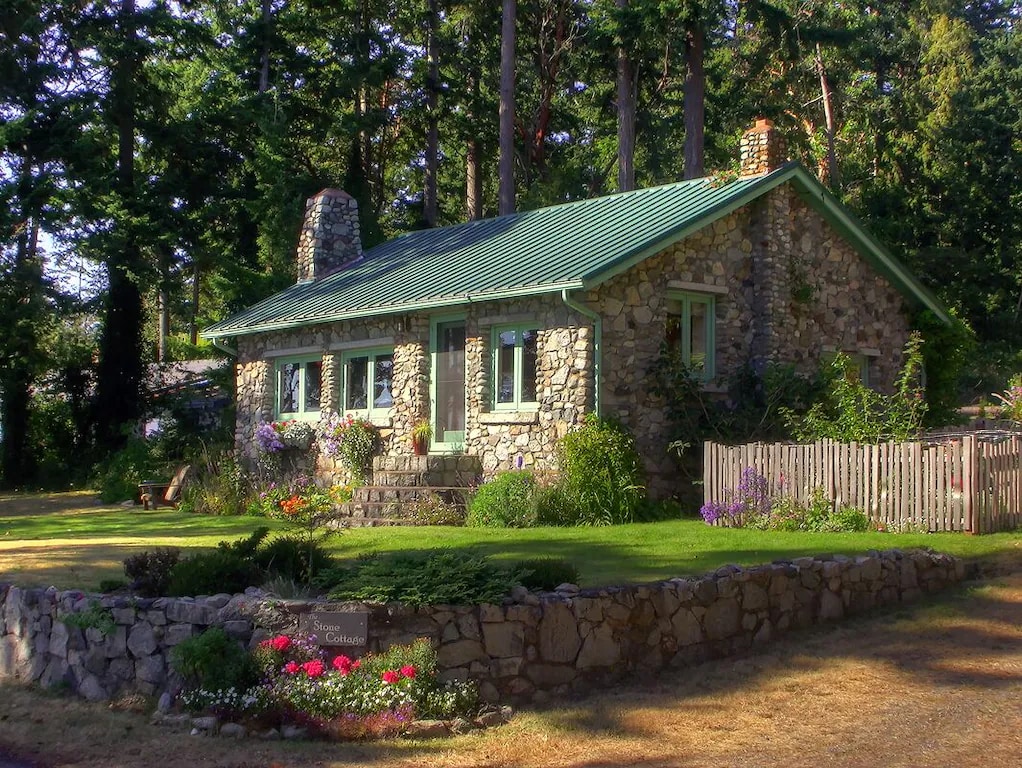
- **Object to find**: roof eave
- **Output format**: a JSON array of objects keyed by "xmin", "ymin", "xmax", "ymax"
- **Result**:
[{"xmin": 199, "ymin": 279, "xmax": 586, "ymax": 340}]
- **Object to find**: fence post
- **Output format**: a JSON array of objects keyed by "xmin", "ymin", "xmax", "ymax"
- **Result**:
[{"xmin": 963, "ymin": 434, "xmax": 977, "ymax": 534}]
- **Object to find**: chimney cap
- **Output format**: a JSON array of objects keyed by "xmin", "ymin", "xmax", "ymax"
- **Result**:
[
  {"xmin": 312, "ymin": 187, "xmax": 354, "ymax": 200},
  {"xmin": 751, "ymin": 117, "xmax": 774, "ymax": 132}
]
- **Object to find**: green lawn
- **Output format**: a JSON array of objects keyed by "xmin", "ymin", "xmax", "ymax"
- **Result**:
[{"xmin": 1, "ymin": 492, "xmax": 1019, "ymax": 590}]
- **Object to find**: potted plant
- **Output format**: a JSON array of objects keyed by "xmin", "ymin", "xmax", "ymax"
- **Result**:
[{"xmin": 411, "ymin": 419, "xmax": 433, "ymax": 455}]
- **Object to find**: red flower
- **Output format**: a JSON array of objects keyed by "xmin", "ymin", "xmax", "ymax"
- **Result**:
[
  {"xmin": 302, "ymin": 659, "xmax": 325, "ymax": 678},
  {"xmin": 269, "ymin": 635, "xmax": 292, "ymax": 652},
  {"xmin": 332, "ymin": 655, "xmax": 354, "ymax": 674},
  {"xmin": 381, "ymin": 670, "xmax": 400, "ymax": 685},
  {"xmin": 400, "ymin": 665, "xmax": 416, "ymax": 679},
  {"xmin": 284, "ymin": 661, "xmax": 300, "ymax": 675}
]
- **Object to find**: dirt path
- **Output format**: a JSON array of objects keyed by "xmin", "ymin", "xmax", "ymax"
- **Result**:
[{"xmin": 2, "ymin": 566, "xmax": 1020, "ymax": 768}]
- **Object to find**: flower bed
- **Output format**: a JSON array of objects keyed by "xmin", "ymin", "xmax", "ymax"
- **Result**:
[{"xmin": 172, "ymin": 633, "xmax": 482, "ymax": 740}]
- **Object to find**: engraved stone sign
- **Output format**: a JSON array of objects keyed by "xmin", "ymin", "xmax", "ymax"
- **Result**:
[{"xmin": 298, "ymin": 612, "xmax": 369, "ymax": 647}]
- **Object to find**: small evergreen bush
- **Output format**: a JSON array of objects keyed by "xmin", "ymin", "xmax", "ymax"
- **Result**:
[
  {"xmin": 123, "ymin": 547, "xmax": 181, "ymax": 597},
  {"xmin": 466, "ymin": 471, "xmax": 538, "ymax": 528},
  {"xmin": 253, "ymin": 533, "xmax": 335, "ymax": 582},
  {"xmin": 171, "ymin": 627, "xmax": 259, "ymax": 701},
  {"xmin": 512, "ymin": 558, "xmax": 580, "ymax": 591},
  {"xmin": 166, "ymin": 550, "xmax": 264, "ymax": 597},
  {"xmin": 320, "ymin": 550, "xmax": 523, "ymax": 606}
]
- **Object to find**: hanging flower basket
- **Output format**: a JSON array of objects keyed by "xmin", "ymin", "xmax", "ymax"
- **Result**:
[{"xmin": 255, "ymin": 420, "xmax": 317, "ymax": 453}]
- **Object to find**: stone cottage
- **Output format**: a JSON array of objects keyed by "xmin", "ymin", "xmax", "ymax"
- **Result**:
[{"xmin": 202, "ymin": 120, "xmax": 949, "ymax": 496}]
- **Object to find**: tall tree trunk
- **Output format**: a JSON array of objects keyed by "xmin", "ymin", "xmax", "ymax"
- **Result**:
[
  {"xmin": 94, "ymin": 0, "xmax": 145, "ymax": 453},
  {"xmin": 816, "ymin": 43, "xmax": 841, "ymax": 190},
  {"xmin": 423, "ymin": 0, "xmax": 440, "ymax": 227},
  {"xmin": 498, "ymin": 0, "xmax": 517, "ymax": 216},
  {"xmin": 466, "ymin": 136, "xmax": 483, "ymax": 219},
  {"xmin": 0, "ymin": 221, "xmax": 40, "ymax": 488},
  {"xmin": 616, "ymin": 0, "xmax": 636, "ymax": 192},
  {"xmin": 189, "ymin": 260, "xmax": 200, "ymax": 346},
  {"xmin": 682, "ymin": 20, "xmax": 705, "ymax": 180},
  {"xmin": 258, "ymin": 0, "xmax": 271, "ymax": 93}
]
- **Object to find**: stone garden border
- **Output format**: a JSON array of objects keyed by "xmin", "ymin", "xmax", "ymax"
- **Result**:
[{"xmin": 1, "ymin": 549, "xmax": 964, "ymax": 707}]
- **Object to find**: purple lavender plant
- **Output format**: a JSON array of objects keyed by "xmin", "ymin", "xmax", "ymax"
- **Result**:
[
  {"xmin": 255, "ymin": 421, "xmax": 285, "ymax": 453},
  {"xmin": 700, "ymin": 467, "xmax": 771, "ymax": 526}
]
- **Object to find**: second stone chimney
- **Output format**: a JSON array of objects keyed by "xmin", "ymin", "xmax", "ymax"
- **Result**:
[
  {"xmin": 295, "ymin": 188, "xmax": 363, "ymax": 282},
  {"xmin": 739, "ymin": 118, "xmax": 788, "ymax": 177}
]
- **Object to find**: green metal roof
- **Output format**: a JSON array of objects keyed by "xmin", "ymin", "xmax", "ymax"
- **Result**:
[{"xmin": 202, "ymin": 163, "xmax": 948, "ymax": 339}]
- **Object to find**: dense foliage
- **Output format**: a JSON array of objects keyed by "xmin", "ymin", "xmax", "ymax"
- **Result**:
[{"xmin": 2, "ymin": 0, "xmax": 1021, "ymax": 489}]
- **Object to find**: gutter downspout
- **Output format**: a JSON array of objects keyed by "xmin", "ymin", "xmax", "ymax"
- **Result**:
[
  {"xmin": 560, "ymin": 289, "xmax": 601, "ymax": 417},
  {"xmin": 211, "ymin": 336, "xmax": 237, "ymax": 358}
]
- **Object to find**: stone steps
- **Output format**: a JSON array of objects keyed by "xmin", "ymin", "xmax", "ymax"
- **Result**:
[{"xmin": 328, "ymin": 456, "xmax": 479, "ymax": 525}]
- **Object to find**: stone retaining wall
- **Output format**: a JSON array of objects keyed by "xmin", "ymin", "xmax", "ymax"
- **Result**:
[{"xmin": 0, "ymin": 550, "xmax": 964, "ymax": 705}]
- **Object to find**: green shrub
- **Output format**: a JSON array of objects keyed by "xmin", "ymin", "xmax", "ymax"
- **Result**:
[
  {"xmin": 253, "ymin": 533, "xmax": 335, "ymax": 582},
  {"xmin": 556, "ymin": 415, "xmax": 646, "ymax": 525},
  {"xmin": 123, "ymin": 547, "xmax": 181, "ymax": 597},
  {"xmin": 171, "ymin": 627, "xmax": 259, "ymax": 700},
  {"xmin": 96, "ymin": 437, "xmax": 162, "ymax": 503},
  {"xmin": 320, "ymin": 550, "xmax": 523, "ymax": 606},
  {"xmin": 466, "ymin": 471, "xmax": 538, "ymax": 528},
  {"xmin": 399, "ymin": 491, "xmax": 467, "ymax": 526},
  {"xmin": 512, "ymin": 558, "xmax": 580, "ymax": 591},
  {"xmin": 166, "ymin": 550, "xmax": 263, "ymax": 597},
  {"xmin": 823, "ymin": 506, "xmax": 872, "ymax": 532},
  {"xmin": 218, "ymin": 526, "xmax": 270, "ymax": 558},
  {"xmin": 177, "ymin": 449, "xmax": 249, "ymax": 515}
]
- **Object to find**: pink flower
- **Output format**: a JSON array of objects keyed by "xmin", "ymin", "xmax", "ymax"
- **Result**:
[
  {"xmin": 399, "ymin": 665, "xmax": 416, "ymax": 679},
  {"xmin": 332, "ymin": 655, "xmax": 354, "ymax": 675},
  {"xmin": 381, "ymin": 670, "xmax": 400, "ymax": 685},
  {"xmin": 302, "ymin": 660, "xmax": 325, "ymax": 678},
  {"xmin": 283, "ymin": 661, "xmax": 300, "ymax": 675}
]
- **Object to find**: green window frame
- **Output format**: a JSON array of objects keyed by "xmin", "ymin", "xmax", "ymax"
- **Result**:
[
  {"xmin": 665, "ymin": 292, "xmax": 716, "ymax": 381},
  {"xmin": 340, "ymin": 348, "xmax": 395, "ymax": 419},
  {"xmin": 491, "ymin": 324, "xmax": 540, "ymax": 410},
  {"xmin": 823, "ymin": 350, "xmax": 871, "ymax": 388},
  {"xmin": 275, "ymin": 357, "xmax": 323, "ymax": 419}
]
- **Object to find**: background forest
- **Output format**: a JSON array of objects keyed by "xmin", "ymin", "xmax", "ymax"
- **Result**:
[{"xmin": 1, "ymin": 0, "xmax": 1020, "ymax": 490}]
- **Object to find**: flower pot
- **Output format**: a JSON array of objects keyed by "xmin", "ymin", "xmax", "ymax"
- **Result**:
[{"xmin": 412, "ymin": 437, "xmax": 428, "ymax": 456}]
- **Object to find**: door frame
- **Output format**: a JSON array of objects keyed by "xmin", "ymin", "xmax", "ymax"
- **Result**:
[{"xmin": 429, "ymin": 313, "xmax": 468, "ymax": 453}]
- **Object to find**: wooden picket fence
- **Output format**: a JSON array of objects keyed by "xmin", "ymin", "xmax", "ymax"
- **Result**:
[{"xmin": 703, "ymin": 435, "xmax": 1022, "ymax": 534}]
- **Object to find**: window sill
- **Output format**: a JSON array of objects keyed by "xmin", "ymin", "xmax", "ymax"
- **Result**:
[{"xmin": 478, "ymin": 411, "xmax": 540, "ymax": 425}]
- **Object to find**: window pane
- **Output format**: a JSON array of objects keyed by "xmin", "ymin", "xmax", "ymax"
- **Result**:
[
  {"xmin": 279, "ymin": 362, "xmax": 300, "ymax": 413},
  {"xmin": 665, "ymin": 313, "xmax": 681, "ymax": 351},
  {"xmin": 689, "ymin": 301, "xmax": 707, "ymax": 373},
  {"xmin": 373, "ymin": 354, "xmax": 394, "ymax": 408},
  {"xmin": 497, "ymin": 330, "xmax": 516, "ymax": 404},
  {"xmin": 345, "ymin": 356, "xmax": 368, "ymax": 410},
  {"xmin": 305, "ymin": 361, "xmax": 322, "ymax": 412},
  {"xmin": 521, "ymin": 329, "xmax": 539, "ymax": 402}
]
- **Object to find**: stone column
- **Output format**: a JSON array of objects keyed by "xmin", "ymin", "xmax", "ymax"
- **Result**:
[
  {"xmin": 295, "ymin": 188, "xmax": 363, "ymax": 282},
  {"xmin": 739, "ymin": 118, "xmax": 788, "ymax": 177}
]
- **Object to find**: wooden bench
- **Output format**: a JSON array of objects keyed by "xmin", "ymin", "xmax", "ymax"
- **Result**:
[{"xmin": 138, "ymin": 464, "xmax": 191, "ymax": 510}]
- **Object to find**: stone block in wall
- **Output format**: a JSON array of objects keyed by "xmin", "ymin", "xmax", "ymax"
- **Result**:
[
  {"xmin": 524, "ymin": 663, "xmax": 578, "ymax": 688},
  {"xmin": 164, "ymin": 624, "xmax": 195, "ymax": 646},
  {"xmin": 48, "ymin": 620, "xmax": 68, "ymax": 659},
  {"xmin": 482, "ymin": 622, "xmax": 524, "ymax": 659},
  {"xmin": 576, "ymin": 624, "xmax": 620, "ymax": 669},
  {"xmin": 136, "ymin": 653, "xmax": 165, "ymax": 685},
  {"xmin": 437, "ymin": 639, "xmax": 487, "ymax": 668},
  {"xmin": 166, "ymin": 601, "xmax": 216, "ymax": 626},
  {"xmin": 671, "ymin": 608, "xmax": 703, "ymax": 646},
  {"xmin": 538, "ymin": 602, "xmax": 581, "ymax": 663},
  {"xmin": 703, "ymin": 598, "xmax": 741, "ymax": 641},
  {"xmin": 128, "ymin": 624, "xmax": 158, "ymax": 657}
]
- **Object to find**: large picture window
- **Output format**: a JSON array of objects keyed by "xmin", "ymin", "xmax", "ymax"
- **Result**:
[
  {"xmin": 276, "ymin": 358, "xmax": 323, "ymax": 418},
  {"xmin": 665, "ymin": 293, "xmax": 715, "ymax": 381},
  {"xmin": 342, "ymin": 349, "xmax": 394, "ymax": 418},
  {"xmin": 492, "ymin": 325, "xmax": 539, "ymax": 410}
]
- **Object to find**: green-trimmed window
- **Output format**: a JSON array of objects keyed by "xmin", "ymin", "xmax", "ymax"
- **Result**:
[
  {"xmin": 823, "ymin": 351, "xmax": 872, "ymax": 388},
  {"xmin": 492, "ymin": 325, "xmax": 540, "ymax": 410},
  {"xmin": 276, "ymin": 358, "xmax": 323, "ymax": 419},
  {"xmin": 665, "ymin": 293, "xmax": 715, "ymax": 380},
  {"xmin": 342, "ymin": 348, "xmax": 395, "ymax": 418}
]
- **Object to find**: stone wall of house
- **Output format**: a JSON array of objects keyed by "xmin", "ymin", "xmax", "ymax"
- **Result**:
[
  {"xmin": 466, "ymin": 296, "xmax": 592, "ymax": 475},
  {"xmin": 233, "ymin": 295, "xmax": 592, "ymax": 483},
  {"xmin": 592, "ymin": 184, "xmax": 913, "ymax": 495},
  {"xmin": 0, "ymin": 550, "xmax": 964, "ymax": 705}
]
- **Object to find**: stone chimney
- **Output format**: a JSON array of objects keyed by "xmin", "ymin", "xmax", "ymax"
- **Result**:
[
  {"xmin": 739, "ymin": 118, "xmax": 788, "ymax": 177},
  {"xmin": 295, "ymin": 188, "xmax": 363, "ymax": 282}
]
